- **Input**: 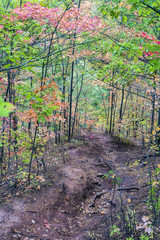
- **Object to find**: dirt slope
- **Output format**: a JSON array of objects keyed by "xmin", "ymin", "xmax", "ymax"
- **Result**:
[{"xmin": 0, "ymin": 132, "xmax": 149, "ymax": 240}]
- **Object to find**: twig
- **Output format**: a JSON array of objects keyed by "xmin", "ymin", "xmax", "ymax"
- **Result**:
[{"xmin": 11, "ymin": 230, "xmax": 42, "ymax": 239}]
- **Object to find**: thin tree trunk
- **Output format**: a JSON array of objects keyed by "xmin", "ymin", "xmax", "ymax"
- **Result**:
[
  {"xmin": 109, "ymin": 83, "xmax": 114, "ymax": 134},
  {"xmin": 106, "ymin": 89, "xmax": 110, "ymax": 129},
  {"xmin": 119, "ymin": 85, "xmax": 124, "ymax": 132},
  {"xmin": 72, "ymin": 61, "xmax": 85, "ymax": 136},
  {"xmin": 151, "ymin": 80, "xmax": 156, "ymax": 134},
  {"xmin": 28, "ymin": 122, "xmax": 38, "ymax": 184},
  {"xmin": 112, "ymin": 89, "xmax": 117, "ymax": 134},
  {"xmin": 68, "ymin": 60, "xmax": 74, "ymax": 141}
]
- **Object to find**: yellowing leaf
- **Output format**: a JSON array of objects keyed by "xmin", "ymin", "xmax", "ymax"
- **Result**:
[
  {"xmin": 101, "ymin": 211, "xmax": 106, "ymax": 214},
  {"xmin": 152, "ymin": 181, "xmax": 159, "ymax": 186}
]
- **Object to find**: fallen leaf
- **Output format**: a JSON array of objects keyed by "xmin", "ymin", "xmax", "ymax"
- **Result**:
[
  {"xmin": 101, "ymin": 211, "xmax": 106, "ymax": 214},
  {"xmin": 36, "ymin": 185, "xmax": 41, "ymax": 190},
  {"xmin": 36, "ymin": 175, "xmax": 45, "ymax": 183},
  {"xmin": 152, "ymin": 181, "xmax": 159, "ymax": 186},
  {"xmin": 142, "ymin": 216, "xmax": 149, "ymax": 222},
  {"xmin": 136, "ymin": 224, "xmax": 143, "ymax": 230},
  {"xmin": 145, "ymin": 227, "xmax": 152, "ymax": 234},
  {"xmin": 44, "ymin": 223, "xmax": 50, "ymax": 229},
  {"xmin": 43, "ymin": 219, "xmax": 50, "ymax": 229}
]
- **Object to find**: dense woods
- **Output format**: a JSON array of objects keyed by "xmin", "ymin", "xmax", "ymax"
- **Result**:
[{"xmin": 0, "ymin": 0, "xmax": 160, "ymax": 239}]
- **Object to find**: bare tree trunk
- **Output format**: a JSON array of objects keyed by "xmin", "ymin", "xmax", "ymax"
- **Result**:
[
  {"xmin": 151, "ymin": 80, "xmax": 156, "ymax": 135},
  {"xmin": 109, "ymin": 82, "xmax": 115, "ymax": 134},
  {"xmin": 68, "ymin": 0, "xmax": 81, "ymax": 141},
  {"xmin": 119, "ymin": 85, "xmax": 124, "ymax": 132},
  {"xmin": 72, "ymin": 61, "xmax": 85, "ymax": 136},
  {"xmin": 112, "ymin": 88, "xmax": 117, "ymax": 134}
]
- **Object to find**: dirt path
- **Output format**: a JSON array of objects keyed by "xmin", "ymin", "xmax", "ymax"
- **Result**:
[{"xmin": 0, "ymin": 132, "xmax": 149, "ymax": 240}]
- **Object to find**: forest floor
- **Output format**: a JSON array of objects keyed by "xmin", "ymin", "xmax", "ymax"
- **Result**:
[{"xmin": 0, "ymin": 131, "xmax": 156, "ymax": 240}]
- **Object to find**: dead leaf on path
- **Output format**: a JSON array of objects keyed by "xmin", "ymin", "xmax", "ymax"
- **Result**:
[
  {"xmin": 101, "ymin": 211, "xmax": 106, "ymax": 214},
  {"xmin": 85, "ymin": 207, "xmax": 90, "ymax": 214},
  {"xmin": 36, "ymin": 175, "xmax": 45, "ymax": 183},
  {"xmin": 145, "ymin": 227, "xmax": 152, "ymax": 234},
  {"xmin": 136, "ymin": 224, "xmax": 143, "ymax": 230},
  {"xmin": 36, "ymin": 185, "xmax": 41, "ymax": 190},
  {"xmin": 43, "ymin": 219, "xmax": 51, "ymax": 229},
  {"xmin": 142, "ymin": 216, "xmax": 149, "ymax": 222}
]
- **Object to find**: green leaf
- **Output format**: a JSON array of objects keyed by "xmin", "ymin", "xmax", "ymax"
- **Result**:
[{"xmin": 0, "ymin": 98, "xmax": 15, "ymax": 117}]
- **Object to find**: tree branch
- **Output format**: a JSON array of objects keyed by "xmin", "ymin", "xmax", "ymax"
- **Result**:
[{"xmin": 140, "ymin": 1, "xmax": 160, "ymax": 15}]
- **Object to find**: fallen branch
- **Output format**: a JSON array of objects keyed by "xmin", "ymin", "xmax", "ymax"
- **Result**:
[
  {"xmin": 116, "ymin": 185, "xmax": 149, "ymax": 191},
  {"xmin": 116, "ymin": 186, "xmax": 139, "ymax": 191},
  {"xmin": 89, "ymin": 190, "xmax": 109, "ymax": 207},
  {"xmin": 25, "ymin": 210, "xmax": 38, "ymax": 213}
]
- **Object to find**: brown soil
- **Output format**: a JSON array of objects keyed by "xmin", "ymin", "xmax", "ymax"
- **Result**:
[{"xmin": 0, "ymin": 132, "xmax": 152, "ymax": 240}]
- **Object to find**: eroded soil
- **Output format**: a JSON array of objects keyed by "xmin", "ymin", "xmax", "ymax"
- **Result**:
[{"xmin": 0, "ymin": 132, "xmax": 153, "ymax": 239}]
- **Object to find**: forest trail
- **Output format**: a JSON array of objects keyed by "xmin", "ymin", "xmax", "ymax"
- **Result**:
[{"xmin": 0, "ymin": 132, "xmax": 149, "ymax": 240}]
